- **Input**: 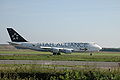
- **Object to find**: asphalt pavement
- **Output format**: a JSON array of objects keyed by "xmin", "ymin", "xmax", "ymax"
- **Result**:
[{"xmin": 0, "ymin": 60, "xmax": 120, "ymax": 68}]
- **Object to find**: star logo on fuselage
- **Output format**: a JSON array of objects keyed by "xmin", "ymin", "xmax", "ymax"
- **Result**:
[{"xmin": 12, "ymin": 33, "xmax": 19, "ymax": 40}]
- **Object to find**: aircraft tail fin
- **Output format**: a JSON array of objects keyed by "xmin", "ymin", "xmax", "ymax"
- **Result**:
[{"xmin": 7, "ymin": 28, "xmax": 27, "ymax": 42}]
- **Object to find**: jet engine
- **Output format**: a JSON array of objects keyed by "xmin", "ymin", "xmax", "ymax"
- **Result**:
[
  {"xmin": 61, "ymin": 49, "xmax": 73, "ymax": 53},
  {"xmin": 51, "ymin": 48, "xmax": 59, "ymax": 53},
  {"xmin": 51, "ymin": 48, "xmax": 61, "ymax": 55}
]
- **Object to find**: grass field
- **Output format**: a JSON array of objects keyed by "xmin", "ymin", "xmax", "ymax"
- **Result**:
[
  {"xmin": 0, "ymin": 50, "xmax": 120, "ymax": 62},
  {"xmin": 0, "ymin": 45, "xmax": 120, "ymax": 79}
]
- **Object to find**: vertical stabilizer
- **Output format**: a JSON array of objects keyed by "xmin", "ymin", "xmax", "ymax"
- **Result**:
[{"xmin": 7, "ymin": 28, "xmax": 27, "ymax": 42}]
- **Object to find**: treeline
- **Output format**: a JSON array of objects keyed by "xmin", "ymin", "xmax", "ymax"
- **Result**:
[{"xmin": 101, "ymin": 48, "xmax": 120, "ymax": 52}]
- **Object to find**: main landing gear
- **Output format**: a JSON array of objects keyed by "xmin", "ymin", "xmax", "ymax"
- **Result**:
[{"xmin": 53, "ymin": 52, "xmax": 61, "ymax": 55}]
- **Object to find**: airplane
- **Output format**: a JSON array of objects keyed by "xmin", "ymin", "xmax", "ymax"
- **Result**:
[{"xmin": 7, "ymin": 28, "xmax": 102, "ymax": 55}]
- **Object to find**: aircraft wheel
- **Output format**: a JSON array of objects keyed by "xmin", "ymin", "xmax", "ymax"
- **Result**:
[
  {"xmin": 53, "ymin": 53, "xmax": 57, "ymax": 55},
  {"xmin": 90, "ymin": 53, "xmax": 92, "ymax": 56},
  {"xmin": 53, "ymin": 52, "xmax": 61, "ymax": 55},
  {"xmin": 57, "ymin": 53, "xmax": 61, "ymax": 55}
]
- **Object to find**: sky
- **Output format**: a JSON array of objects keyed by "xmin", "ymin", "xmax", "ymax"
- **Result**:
[{"xmin": 0, "ymin": 0, "xmax": 120, "ymax": 48}]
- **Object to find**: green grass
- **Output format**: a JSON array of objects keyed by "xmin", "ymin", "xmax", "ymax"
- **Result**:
[
  {"xmin": 0, "ymin": 50, "xmax": 120, "ymax": 61},
  {"xmin": 0, "ymin": 48, "xmax": 120, "ymax": 79},
  {"xmin": 0, "ymin": 64, "xmax": 120, "ymax": 80}
]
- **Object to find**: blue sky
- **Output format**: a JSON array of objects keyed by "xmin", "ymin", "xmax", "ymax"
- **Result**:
[{"xmin": 0, "ymin": 0, "xmax": 120, "ymax": 48}]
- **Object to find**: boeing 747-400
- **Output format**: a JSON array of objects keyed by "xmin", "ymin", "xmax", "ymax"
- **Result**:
[{"xmin": 7, "ymin": 28, "xmax": 102, "ymax": 55}]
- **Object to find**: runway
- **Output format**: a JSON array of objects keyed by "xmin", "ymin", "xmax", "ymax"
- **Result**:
[
  {"xmin": 0, "ymin": 53, "xmax": 120, "ymax": 69},
  {"xmin": 0, "ymin": 60, "xmax": 120, "ymax": 68}
]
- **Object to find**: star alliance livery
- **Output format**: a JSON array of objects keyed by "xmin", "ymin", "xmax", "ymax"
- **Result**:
[{"xmin": 7, "ymin": 28, "xmax": 102, "ymax": 55}]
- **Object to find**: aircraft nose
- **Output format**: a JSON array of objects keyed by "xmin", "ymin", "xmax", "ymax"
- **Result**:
[
  {"xmin": 98, "ymin": 46, "xmax": 102, "ymax": 50},
  {"xmin": 96, "ymin": 45, "xmax": 102, "ymax": 50}
]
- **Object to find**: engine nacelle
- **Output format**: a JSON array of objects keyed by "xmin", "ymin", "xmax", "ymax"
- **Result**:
[
  {"xmin": 51, "ymin": 48, "xmax": 60, "ymax": 53},
  {"xmin": 61, "ymin": 49, "xmax": 72, "ymax": 53},
  {"xmin": 51, "ymin": 48, "xmax": 73, "ymax": 54}
]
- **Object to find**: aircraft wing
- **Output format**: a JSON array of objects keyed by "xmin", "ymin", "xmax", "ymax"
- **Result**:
[
  {"xmin": 40, "ymin": 46, "xmax": 52, "ymax": 49},
  {"xmin": 40, "ymin": 46, "xmax": 73, "ymax": 53}
]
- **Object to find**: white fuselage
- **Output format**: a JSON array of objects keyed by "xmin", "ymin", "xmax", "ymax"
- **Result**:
[
  {"xmin": 7, "ymin": 28, "xmax": 102, "ymax": 55},
  {"xmin": 9, "ymin": 42, "xmax": 102, "ymax": 53}
]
